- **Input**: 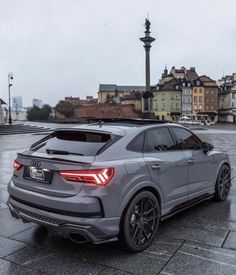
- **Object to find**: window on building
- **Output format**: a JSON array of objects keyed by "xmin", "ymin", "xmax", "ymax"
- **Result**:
[
  {"xmin": 176, "ymin": 103, "xmax": 179, "ymax": 109},
  {"xmin": 206, "ymin": 96, "xmax": 209, "ymax": 102},
  {"xmin": 194, "ymin": 96, "xmax": 197, "ymax": 102},
  {"xmin": 194, "ymin": 105, "xmax": 197, "ymax": 110},
  {"xmin": 206, "ymin": 105, "xmax": 209, "ymax": 111},
  {"xmin": 176, "ymin": 94, "xmax": 179, "ymax": 99},
  {"xmin": 210, "ymin": 105, "xmax": 214, "ymax": 111},
  {"xmin": 199, "ymin": 96, "xmax": 202, "ymax": 102},
  {"xmin": 206, "ymin": 90, "xmax": 209, "ymax": 94},
  {"xmin": 171, "ymin": 94, "xmax": 174, "ymax": 100},
  {"xmin": 171, "ymin": 102, "xmax": 174, "ymax": 110},
  {"xmin": 199, "ymin": 105, "xmax": 202, "ymax": 110},
  {"xmin": 188, "ymin": 83, "xmax": 191, "ymax": 87},
  {"xmin": 161, "ymin": 94, "xmax": 165, "ymax": 100},
  {"xmin": 211, "ymin": 90, "xmax": 214, "ymax": 94},
  {"xmin": 161, "ymin": 103, "xmax": 165, "ymax": 110},
  {"xmin": 194, "ymin": 88, "xmax": 197, "ymax": 93},
  {"xmin": 211, "ymin": 97, "xmax": 214, "ymax": 103},
  {"xmin": 199, "ymin": 89, "xmax": 202, "ymax": 93}
]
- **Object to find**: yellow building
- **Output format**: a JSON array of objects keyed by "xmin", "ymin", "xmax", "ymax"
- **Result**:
[
  {"xmin": 192, "ymin": 76, "xmax": 219, "ymax": 122},
  {"xmin": 98, "ymin": 84, "xmax": 145, "ymax": 104},
  {"xmin": 153, "ymin": 78, "xmax": 182, "ymax": 121}
]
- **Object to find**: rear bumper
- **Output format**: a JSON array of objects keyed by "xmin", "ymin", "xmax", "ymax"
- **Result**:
[{"xmin": 7, "ymin": 197, "xmax": 120, "ymax": 243}]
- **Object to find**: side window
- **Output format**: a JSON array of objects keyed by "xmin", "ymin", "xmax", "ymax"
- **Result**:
[
  {"xmin": 144, "ymin": 128, "xmax": 177, "ymax": 152},
  {"xmin": 128, "ymin": 132, "xmax": 144, "ymax": 152},
  {"xmin": 172, "ymin": 127, "xmax": 202, "ymax": 150}
]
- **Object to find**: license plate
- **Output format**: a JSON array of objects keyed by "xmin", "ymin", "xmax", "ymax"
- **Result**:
[{"xmin": 23, "ymin": 166, "xmax": 53, "ymax": 184}]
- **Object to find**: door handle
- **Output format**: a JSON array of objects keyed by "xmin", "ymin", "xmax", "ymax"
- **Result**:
[
  {"xmin": 152, "ymin": 164, "xmax": 161, "ymax": 170},
  {"xmin": 188, "ymin": 158, "xmax": 195, "ymax": 164}
]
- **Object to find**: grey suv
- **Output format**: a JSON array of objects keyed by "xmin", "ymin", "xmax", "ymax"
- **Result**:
[{"xmin": 7, "ymin": 119, "xmax": 231, "ymax": 252}]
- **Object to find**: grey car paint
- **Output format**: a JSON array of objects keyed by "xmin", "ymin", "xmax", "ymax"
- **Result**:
[{"xmin": 7, "ymin": 123, "xmax": 230, "ymax": 243}]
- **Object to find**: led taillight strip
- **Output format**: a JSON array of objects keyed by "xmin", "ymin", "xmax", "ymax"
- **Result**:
[
  {"xmin": 59, "ymin": 168, "xmax": 114, "ymax": 186},
  {"xmin": 13, "ymin": 160, "xmax": 22, "ymax": 171}
]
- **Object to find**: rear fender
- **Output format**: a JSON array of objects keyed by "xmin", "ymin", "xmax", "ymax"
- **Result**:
[{"xmin": 117, "ymin": 180, "xmax": 164, "ymax": 217}]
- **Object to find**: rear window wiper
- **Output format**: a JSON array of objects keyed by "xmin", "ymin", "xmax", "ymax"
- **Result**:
[{"xmin": 46, "ymin": 149, "xmax": 84, "ymax": 156}]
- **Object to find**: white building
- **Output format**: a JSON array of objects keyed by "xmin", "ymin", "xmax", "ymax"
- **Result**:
[
  {"xmin": 32, "ymin": 98, "xmax": 43, "ymax": 108},
  {"xmin": 12, "ymin": 96, "xmax": 23, "ymax": 111},
  {"xmin": 218, "ymin": 73, "xmax": 236, "ymax": 123},
  {"xmin": 0, "ymin": 99, "xmax": 6, "ymax": 124}
]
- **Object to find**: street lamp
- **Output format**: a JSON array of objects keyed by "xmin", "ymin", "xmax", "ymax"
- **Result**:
[{"xmin": 8, "ymin": 72, "xmax": 13, "ymax": 124}]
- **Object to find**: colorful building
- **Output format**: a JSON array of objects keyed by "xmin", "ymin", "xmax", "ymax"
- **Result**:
[
  {"xmin": 154, "ymin": 78, "xmax": 182, "ymax": 121},
  {"xmin": 218, "ymin": 73, "xmax": 236, "ymax": 123},
  {"xmin": 192, "ymin": 76, "xmax": 219, "ymax": 123}
]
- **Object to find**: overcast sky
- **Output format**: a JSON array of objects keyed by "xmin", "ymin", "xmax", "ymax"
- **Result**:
[{"xmin": 0, "ymin": 0, "xmax": 235, "ymax": 107}]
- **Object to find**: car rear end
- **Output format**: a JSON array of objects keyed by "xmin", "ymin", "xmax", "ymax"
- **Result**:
[{"xmin": 7, "ymin": 127, "xmax": 125, "ymax": 243}]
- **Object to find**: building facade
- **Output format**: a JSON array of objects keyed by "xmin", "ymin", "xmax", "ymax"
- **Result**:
[
  {"xmin": 154, "ymin": 78, "xmax": 182, "ymax": 121},
  {"xmin": 12, "ymin": 96, "xmax": 23, "ymax": 111},
  {"xmin": 32, "ymin": 98, "xmax": 43, "ymax": 108},
  {"xmin": 192, "ymin": 76, "xmax": 219, "ymax": 122},
  {"xmin": 98, "ymin": 84, "xmax": 145, "ymax": 104},
  {"xmin": 218, "ymin": 73, "xmax": 236, "ymax": 123},
  {"xmin": 181, "ymin": 80, "xmax": 192, "ymax": 115},
  {"xmin": 159, "ymin": 66, "xmax": 199, "ymax": 117},
  {"xmin": 0, "ymin": 98, "xmax": 6, "ymax": 124}
]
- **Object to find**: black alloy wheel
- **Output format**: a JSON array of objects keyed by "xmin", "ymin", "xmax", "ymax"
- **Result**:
[
  {"xmin": 214, "ymin": 164, "xmax": 231, "ymax": 201},
  {"xmin": 120, "ymin": 191, "xmax": 160, "ymax": 252}
]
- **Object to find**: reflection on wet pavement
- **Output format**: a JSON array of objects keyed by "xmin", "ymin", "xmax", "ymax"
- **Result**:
[{"xmin": 0, "ymin": 124, "xmax": 236, "ymax": 274}]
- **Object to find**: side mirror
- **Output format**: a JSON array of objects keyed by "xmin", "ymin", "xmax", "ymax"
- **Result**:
[{"xmin": 203, "ymin": 142, "xmax": 214, "ymax": 153}]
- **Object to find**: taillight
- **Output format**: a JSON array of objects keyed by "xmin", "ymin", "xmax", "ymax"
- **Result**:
[
  {"xmin": 59, "ymin": 168, "xmax": 114, "ymax": 186},
  {"xmin": 13, "ymin": 160, "xmax": 22, "ymax": 171}
]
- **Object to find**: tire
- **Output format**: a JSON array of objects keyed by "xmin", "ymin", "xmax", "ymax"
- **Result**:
[
  {"xmin": 213, "ymin": 164, "xmax": 231, "ymax": 202},
  {"xmin": 119, "ymin": 190, "xmax": 160, "ymax": 252}
]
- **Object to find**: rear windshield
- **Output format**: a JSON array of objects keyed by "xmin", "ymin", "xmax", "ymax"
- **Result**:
[{"xmin": 31, "ymin": 131, "xmax": 112, "ymax": 156}]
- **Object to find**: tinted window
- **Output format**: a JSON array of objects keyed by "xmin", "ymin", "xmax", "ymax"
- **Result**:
[
  {"xmin": 128, "ymin": 132, "xmax": 144, "ymax": 152},
  {"xmin": 31, "ymin": 131, "xmax": 112, "ymax": 156},
  {"xmin": 144, "ymin": 127, "xmax": 177, "ymax": 152},
  {"xmin": 172, "ymin": 127, "xmax": 202, "ymax": 150}
]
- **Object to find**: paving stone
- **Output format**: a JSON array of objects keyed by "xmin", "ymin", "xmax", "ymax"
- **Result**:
[
  {"xmin": 10, "ymin": 225, "xmax": 70, "ymax": 250},
  {"xmin": 223, "ymin": 231, "xmax": 236, "ymax": 250},
  {"xmin": 161, "ymin": 241, "xmax": 236, "ymax": 275},
  {"xmin": 0, "ymin": 258, "xmax": 42, "ymax": 275},
  {"xmin": 64, "ymin": 244, "xmax": 167, "ymax": 274},
  {"xmin": 145, "ymin": 237, "xmax": 184, "ymax": 260},
  {"xmin": 0, "ymin": 236, "xmax": 28, "ymax": 258},
  {"xmin": 5, "ymin": 245, "xmax": 104, "ymax": 274},
  {"xmin": 159, "ymin": 213, "xmax": 229, "ymax": 247},
  {"xmin": 98, "ymin": 267, "xmax": 132, "ymax": 275},
  {"xmin": 0, "ymin": 209, "xmax": 35, "ymax": 238}
]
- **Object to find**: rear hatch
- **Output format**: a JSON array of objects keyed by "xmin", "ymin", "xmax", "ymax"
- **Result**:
[{"xmin": 13, "ymin": 129, "xmax": 114, "ymax": 197}]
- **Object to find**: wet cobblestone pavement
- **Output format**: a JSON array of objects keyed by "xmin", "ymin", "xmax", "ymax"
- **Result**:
[{"xmin": 0, "ymin": 124, "xmax": 236, "ymax": 274}]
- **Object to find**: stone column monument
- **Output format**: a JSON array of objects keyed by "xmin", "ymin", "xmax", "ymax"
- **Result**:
[{"xmin": 140, "ymin": 18, "xmax": 156, "ymax": 118}]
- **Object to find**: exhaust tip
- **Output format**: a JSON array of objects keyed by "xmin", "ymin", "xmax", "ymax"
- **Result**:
[{"xmin": 69, "ymin": 233, "xmax": 89, "ymax": 244}]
